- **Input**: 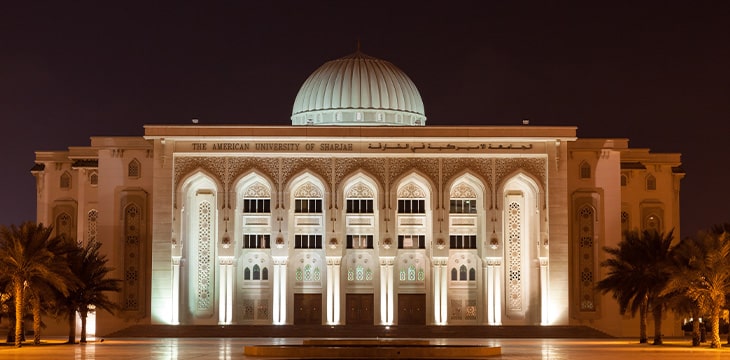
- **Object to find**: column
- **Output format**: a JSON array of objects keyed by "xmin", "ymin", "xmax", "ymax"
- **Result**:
[
  {"xmin": 171, "ymin": 257, "xmax": 181, "ymax": 325},
  {"xmin": 387, "ymin": 259, "xmax": 395, "ymax": 324},
  {"xmin": 325, "ymin": 257, "xmax": 341, "ymax": 325},
  {"xmin": 486, "ymin": 257, "xmax": 503, "ymax": 325},
  {"xmin": 273, "ymin": 256, "xmax": 288, "ymax": 324},
  {"xmin": 326, "ymin": 262, "xmax": 334, "ymax": 324},
  {"xmin": 432, "ymin": 262, "xmax": 441, "ymax": 324},
  {"xmin": 380, "ymin": 256, "xmax": 394, "ymax": 325},
  {"xmin": 483, "ymin": 262, "xmax": 490, "ymax": 325},
  {"xmin": 333, "ymin": 259, "xmax": 341, "ymax": 324},
  {"xmin": 540, "ymin": 257, "xmax": 549, "ymax": 325},
  {"xmin": 380, "ymin": 260, "xmax": 388, "ymax": 324},
  {"xmin": 218, "ymin": 257, "xmax": 234, "ymax": 325},
  {"xmin": 440, "ymin": 260, "xmax": 447, "ymax": 324}
]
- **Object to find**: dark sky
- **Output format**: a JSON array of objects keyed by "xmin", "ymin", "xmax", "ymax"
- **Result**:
[{"xmin": 1, "ymin": 2, "xmax": 729, "ymax": 239}]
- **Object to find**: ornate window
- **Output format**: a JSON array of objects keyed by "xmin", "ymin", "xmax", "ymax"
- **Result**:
[
  {"xmin": 89, "ymin": 171, "xmax": 98, "ymax": 186},
  {"xmin": 577, "ymin": 205, "xmax": 596, "ymax": 312},
  {"xmin": 621, "ymin": 211, "xmax": 629, "ymax": 239},
  {"xmin": 507, "ymin": 201, "xmax": 523, "ymax": 313},
  {"xmin": 399, "ymin": 264, "xmax": 425, "ymax": 282},
  {"xmin": 347, "ymin": 264, "xmax": 373, "ymax": 281},
  {"xmin": 646, "ymin": 174, "xmax": 656, "ymax": 190},
  {"xmin": 579, "ymin": 161, "xmax": 591, "ymax": 179},
  {"xmin": 60, "ymin": 172, "xmax": 71, "ymax": 189},
  {"xmin": 620, "ymin": 174, "xmax": 627, "ymax": 187},
  {"xmin": 128, "ymin": 159, "xmax": 141, "ymax": 178},
  {"xmin": 123, "ymin": 203, "xmax": 142, "ymax": 311},
  {"xmin": 87, "ymin": 209, "xmax": 98, "ymax": 244},
  {"xmin": 244, "ymin": 266, "xmax": 269, "ymax": 281}
]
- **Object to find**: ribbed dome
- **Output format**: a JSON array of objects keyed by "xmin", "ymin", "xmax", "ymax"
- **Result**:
[{"xmin": 291, "ymin": 51, "xmax": 426, "ymax": 126}]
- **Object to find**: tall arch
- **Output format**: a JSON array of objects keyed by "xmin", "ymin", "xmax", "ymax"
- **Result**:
[
  {"xmin": 233, "ymin": 172, "xmax": 275, "ymax": 324},
  {"xmin": 179, "ymin": 171, "xmax": 221, "ymax": 324},
  {"xmin": 499, "ymin": 172, "xmax": 542, "ymax": 324}
]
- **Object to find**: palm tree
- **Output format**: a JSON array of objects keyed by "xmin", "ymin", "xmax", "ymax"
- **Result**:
[
  {"xmin": 596, "ymin": 229, "xmax": 674, "ymax": 344},
  {"xmin": 0, "ymin": 222, "xmax": 75, "ymax": 347},
  {"xmin": 663, "ymin": 230, "xmax": 730, "ymax": 348},
  {"xmin": 61, "ymin": 239, "xmax": 121, "ymax": 343}
]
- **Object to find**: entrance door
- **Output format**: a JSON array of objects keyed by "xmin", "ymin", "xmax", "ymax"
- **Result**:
[
  {"xmin": 294, "ymin": 293, "xmax": 322, "ymax": 325},
  {"xmin": 398, "ymin": 294, "xmax": 426, "ymax": 325},
  {"xmin": 346, "ymin": 294, "xmax": 374, "ymax": 325}
]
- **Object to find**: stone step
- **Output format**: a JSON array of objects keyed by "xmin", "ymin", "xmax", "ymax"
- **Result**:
[{"xmin": 105, "ymin": 324, "xmax": 612, "ymax": 339}]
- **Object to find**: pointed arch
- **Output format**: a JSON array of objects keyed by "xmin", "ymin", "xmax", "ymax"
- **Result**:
[
  {"xmin": 394, "ymin": 173, "xmax": 434, "ymax": 250},
  {"xmin": 178, "ymin": 170, "xmax": 220, "ymax": 323},
  {"xmin": 288, "ymin": 172, "xmax": 327, "ymax": 250},
  {"xmin": 498, "ymin": 171, "xmax": 542, "ymax": 323}
]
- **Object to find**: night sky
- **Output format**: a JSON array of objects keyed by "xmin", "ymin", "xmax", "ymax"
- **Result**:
[{"xmin": 2, "ymin": 2, "xmax": 728, "ymax": 239}]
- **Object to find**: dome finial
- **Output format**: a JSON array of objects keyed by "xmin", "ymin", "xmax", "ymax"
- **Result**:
[{"xmin": 356, "ymin": 38, "xmax": 361, "ymax": 53}]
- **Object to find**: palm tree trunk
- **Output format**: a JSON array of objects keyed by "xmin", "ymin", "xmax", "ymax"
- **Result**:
[
  {"xmin": 67, "ymin": 309, "xmax": 76, "ymax": 344},
  {"xmin": 652, "ymin": 304, "xmax": 663, "ymax": 345},
  {"xmin": 710, "ymin": 307, "xmax": 722, "ymax": 348},
  {"xmin": 80, "ymin": 310, "xmax": 87, "ymax": 343},
  {"xmin": 13, "ymin": 280, "xmax": 24, "ymax": 348},
  {"xmin": 31, "ymin": 296, "xmax": 41, "ymax": 345},
  {"xmin": 692, "ymin": 310, "xmax": 701, "ymax": 346},
  {"xmin": 639, "ymin": 298, "xmax": 648, "ymax": 343}
]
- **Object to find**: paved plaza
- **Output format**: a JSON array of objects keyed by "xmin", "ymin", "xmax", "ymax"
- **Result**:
[{"xmin": 2, "ymin": 337, "xmax": 730, "ymax": 359}]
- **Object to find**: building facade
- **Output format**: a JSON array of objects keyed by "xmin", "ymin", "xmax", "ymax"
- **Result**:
[{"xmin": 31, "ymin": 51, "xmax": 684, "ymax": 337}]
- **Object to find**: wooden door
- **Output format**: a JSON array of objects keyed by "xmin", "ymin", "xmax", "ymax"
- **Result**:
[
  {"xmin": 398, "ymin": 294, "xmax": 426, "ymax": 325},
  {"xmin": 294, "ymin": 293, "xmax": 322, "ymax": 325},
  {"xmin": 346, "ymin": 294, "xmax": 374, "ymax": 325}
]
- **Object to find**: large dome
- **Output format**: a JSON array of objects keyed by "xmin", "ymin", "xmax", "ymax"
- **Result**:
[{"xmin": 291, "ymin": 51, "xmax": 426, "ymax": 126}]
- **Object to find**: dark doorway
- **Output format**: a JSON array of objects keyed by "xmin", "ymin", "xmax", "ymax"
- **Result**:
[
  {"xmin": 346, "ymin": 294, "xmax": 374, "ymax": 325},
  {"xmin": 398, "ymin": 293, "xmax": 426, "ymax": 325},
  {"xmin": 294, "ymin": 293, "xmax": 322, "ymax": 325}
]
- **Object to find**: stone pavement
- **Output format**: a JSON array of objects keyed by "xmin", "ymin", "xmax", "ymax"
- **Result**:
[{"xmin": 2, "ymin": 337, "xmax": 730, "ymax": 359}]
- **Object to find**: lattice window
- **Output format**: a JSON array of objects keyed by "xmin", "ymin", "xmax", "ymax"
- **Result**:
[
  {"xmin": 87, "ymin": 209, "xmax": 98, "ymax": 244},
  {"xmin": 128, "ymin": 159, "xmax": 140, "ymax": 178},
  {"xmin": 450, "ymin": 299, "xmax": 463, "ymax": 320},
  {"xmin": 620, "ymin": 174, "xmax": 627, "ymax": 187},
  {"xmin": 465, "ymin": 299, "xmax": 477, "ymax": 320},
  {"xmin": 56, "ymin": 212, "xmax": 73, "ymax": 240},
  {"xmin": 89, "ymin": 171, "xmax": 98, "ymax": 185},
  {"xmin": 507, "ymin": 201, "xmax": 522, "ymax": 312},
  {"xmin": 621, "ymin": 211, "xmax": 629, "ymax": 240},
  {"xmin": 578, "ymin": 206, "xmax": 596, "ymax": 312},
  {"xmin": 197, "ymin": 201, "xmax": 212, "ymax": 310},
  {"xmin": 123, "ymin": 204, "xmax": 141, "ymax": 311}
]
